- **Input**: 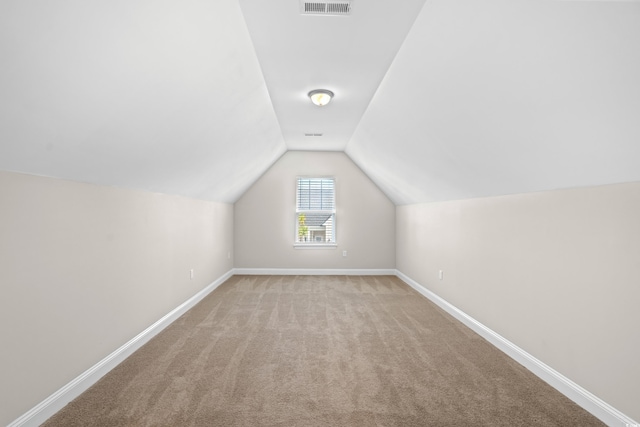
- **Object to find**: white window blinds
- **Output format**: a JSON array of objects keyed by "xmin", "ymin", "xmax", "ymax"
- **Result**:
[{"xmin": 296, "ymin": 178, "xmax": 335, "ymax": 244}]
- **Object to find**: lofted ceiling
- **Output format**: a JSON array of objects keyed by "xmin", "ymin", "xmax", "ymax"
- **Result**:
[
  {"xmin": 1, "ymin": 0, "xmax": 639, "ymax": 205},
  {"xmin": 347, "ymin": 0, "xmax": 640, "ymax": 204},
  {"xmin": 239, "ymin": 0, "xmax": 428, "ymax": 151}
]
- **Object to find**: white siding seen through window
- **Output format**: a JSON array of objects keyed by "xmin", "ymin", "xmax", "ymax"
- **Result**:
[{"xmin": 296, "ymin": 177, "xmax": 335, "ymax": 245}]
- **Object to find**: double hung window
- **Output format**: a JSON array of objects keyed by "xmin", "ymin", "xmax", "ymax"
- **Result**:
[{"xmin": 296, "ymin": 177, "xmax": 335, "ymax": 245}]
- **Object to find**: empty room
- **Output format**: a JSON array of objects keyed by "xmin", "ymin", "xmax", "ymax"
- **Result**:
[{"xmin": 1, "ymin": 0, "xmax": 639, "ymax": 426}]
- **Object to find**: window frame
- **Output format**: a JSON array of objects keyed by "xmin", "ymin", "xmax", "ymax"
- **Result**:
[{"xmin": 294, "ymin": 176, "xmax": 337, "ymax": 249}]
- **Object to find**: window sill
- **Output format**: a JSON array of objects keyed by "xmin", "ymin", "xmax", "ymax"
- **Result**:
[{"xmin": 293, "ymin": 244, "xmax": 338, "ymax": 250}]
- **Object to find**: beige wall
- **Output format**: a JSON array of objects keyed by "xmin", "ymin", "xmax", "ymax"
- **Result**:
[
  {"xmin": 396, "ymin": 182, "xmax": 640, "ymax": 421},
  {"xmin": 0, "ymin": 171, "xmax": 234, "ymax": 426},
  {"xmin": 234, "ymin": 151, "xmax": 395, "ymax": 269}
]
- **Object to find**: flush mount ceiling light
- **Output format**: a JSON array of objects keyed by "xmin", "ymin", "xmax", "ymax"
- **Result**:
[{"xmin": 308, "ymin": 89, "xmax": 334, "ymax": 106}]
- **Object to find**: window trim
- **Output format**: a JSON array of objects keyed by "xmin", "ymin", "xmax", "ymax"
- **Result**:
[
  {"xmin": 293, "ymin": 243, "xmax": 338, "ymax": 249},
  {"xmin": 294, "ymin": 176, "xmax": 336, "ymax": 248}
]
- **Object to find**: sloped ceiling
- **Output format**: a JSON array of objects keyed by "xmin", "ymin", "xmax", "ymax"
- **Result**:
[
  {"xmin": 238, "ymin": 0, "xmax": 427, "ymax": 151},
  {"xmin": 0, "ymin": 0, "xmax": 286, "ymax": 203},
  {"xmin": 1, "ymin": 0, "xmax": 639, "ymax": 205},
  {"xmin": 347, "ymin": 0, "xmax": 640, "ymax": 204}
]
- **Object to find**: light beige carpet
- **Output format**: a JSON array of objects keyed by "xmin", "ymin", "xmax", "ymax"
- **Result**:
[{"xmin": 43, "ymin": 275, "xmax": 604, "ymax": 426}]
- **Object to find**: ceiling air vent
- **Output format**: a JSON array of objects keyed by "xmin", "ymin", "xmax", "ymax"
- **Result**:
[
  {"xmin": 301, "ymin": 1, "xmax": 352, "ymax": 16},
  {"xmin": 305, "ymin": 133, "xmax": 323, "ymax": 137}
]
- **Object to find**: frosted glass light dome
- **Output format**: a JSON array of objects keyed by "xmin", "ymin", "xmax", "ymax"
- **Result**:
[{"xmin": 308, "ymin": 89, "xmax": 334, "ymax": 106}]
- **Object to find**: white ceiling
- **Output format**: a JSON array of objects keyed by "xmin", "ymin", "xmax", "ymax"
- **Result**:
[
  {"xmin": 1, "ymin": 0, "xmax": 639, "ymax": 205},
  {"xmin": 239, "ymin": 0, "xmax": 427, "ymax": 151},
  {"xmin": 347, "ymin": 0, "xmax": 640, "ymax": 204},
  {"xmin": 0, "ymin": 0, "xmax": 285, "ymax": 203}
]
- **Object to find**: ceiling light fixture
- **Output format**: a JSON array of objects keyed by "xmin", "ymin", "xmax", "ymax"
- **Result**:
[{"xmin": 308, "ymin": 89, "xmax": 334, "ymax": 106}]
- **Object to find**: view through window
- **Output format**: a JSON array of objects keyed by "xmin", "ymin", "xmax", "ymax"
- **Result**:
[{"xmin": 296, "ymin": 177, "xmax": 335, "ymax": 244}]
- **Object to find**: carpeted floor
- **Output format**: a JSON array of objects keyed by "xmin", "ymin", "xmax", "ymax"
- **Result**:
[{"xmin": 43, "ymin": 275, "xmax": 605, "ymax": 426}]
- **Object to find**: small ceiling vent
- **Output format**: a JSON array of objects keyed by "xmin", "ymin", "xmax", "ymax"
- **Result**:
[
  {"xmin": 305, "ymin": 133, "xmax": 323, "ymax": 137},
  {"xmin": 301, "ymin": 1, "xmax": 352, "ymax": 16}
]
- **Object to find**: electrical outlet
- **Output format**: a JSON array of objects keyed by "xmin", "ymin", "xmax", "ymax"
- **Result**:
[
  {"xmin": 343, "ymin": 250, "xmax": 347, "ymax": 257},
  {"xmin": 439, "ymin": 270, "xmax": 443, "ymax": 280},
  {"xmin": 227, "ymin": 252, "xmax": 231, "ymax": 259},
  {"xmin": 190, "ymin": 269, "xmax": 194, "ymax": 280}
]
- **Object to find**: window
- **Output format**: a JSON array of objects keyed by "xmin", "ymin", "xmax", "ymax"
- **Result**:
[{"xmin": 296, "ymin": 177, "xmax": 335, "ymax": 245}]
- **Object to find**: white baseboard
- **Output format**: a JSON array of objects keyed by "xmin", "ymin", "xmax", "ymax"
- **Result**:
[
  {"xmin": 8, "ymin": 269, "xmax": 234, "ymax": 427},
  {"xmin": 11, "ymin": 269, "xmax": 636, "ymax": 427},
  {"xmin": 395, "ymin": 270, "xmax": 638, "ymax": 427},
  {"xmin": 233, "ymin": 268, "xmax": 396, "ymax": 276}
]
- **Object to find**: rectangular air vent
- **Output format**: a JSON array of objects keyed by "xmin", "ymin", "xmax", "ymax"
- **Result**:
[
  {"xmin": 301, "ymin": 1, "xmax": 352, "ymax": 16},
  {"xmin": 305, "ymin": 133, "xmax": 323, "ymax": 137}
]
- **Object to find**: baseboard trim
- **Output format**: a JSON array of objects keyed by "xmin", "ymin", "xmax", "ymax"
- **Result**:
[
  {"xmin": 233, "ymin": 268, "xmax": 397, "ymax": 276},
  {"xmin": 11, "ymin": 269, "xmax": 636, "ymax": 427},
  {"xmin": 395, "ymin": 270, "xmax": 638, "ymax": 427},
  {"xmin": 8, "ymin": 269, "xmax": 234, "ymax": 427}
]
